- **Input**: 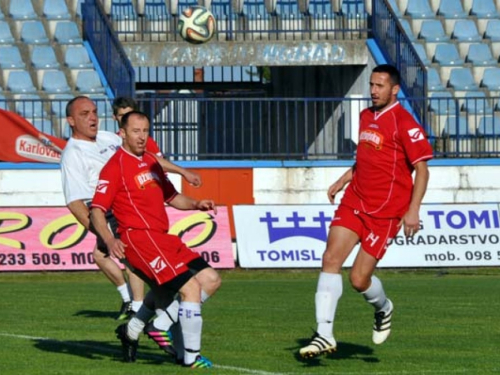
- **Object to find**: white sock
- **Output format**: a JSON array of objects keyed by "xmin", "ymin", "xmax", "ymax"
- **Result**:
[
  {"xmin": 316, "ymin": 272, "xmax": 342, "ymax": 339},
  {"xmin": 362, "ymin": 275, "xmax": 389, "ymax": 312},
  {"xmin": 153, "ymin": 309, "xmax": 176, "ymax": 331},
  {"xmin": 201, "ymin": 290, "xmax": 210, "ymax": 304},
  {"xmin": 117, "ymin": 283, "xmax": 131, "ymax": 302},
  {"xmin": 127, "ymin": 317, "xmax": 145, "ymax": 340},
  {"xmin": 179, "ymin": 301, "xmax": 202, "ymax": 365},
  {"xmin": 131, "ymin": 300, "xmax": 143, "ymax": 313}
]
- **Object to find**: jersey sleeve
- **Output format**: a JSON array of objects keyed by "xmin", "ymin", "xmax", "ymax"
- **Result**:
[
  {"xmin": 146, "ymin": 137, "xmax": 162, "ymax": 157},
  {"xmin": 399, "ymin": 114, "xmax": 434, "ymax": 165},
  {"xmin": 61, "ymin": 147, "xmax": 92, "ymax": 204},
  {"xmin": 91, "ymin": 159, "xmax": 120, "ymax": 213}
]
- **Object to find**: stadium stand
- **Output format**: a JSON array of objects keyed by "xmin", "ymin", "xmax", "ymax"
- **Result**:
[
  {"xmin": 140, "ymin": 0, "xmax": 171, "ymax": 41},
  {"xmin": 480, "ymin": 67, "xmax": 500, "ymax": 92},
  {"xmin": 7, "ymin": 70, "xmax": 37, "ymax": 94},
  {"xmin": 436, "ymin": 0, "xmax": 467, "ymax": 19},
  {"xmin": 413, "ymin": 42, "xmax": 431, "ymax": 65},
  {"xmin": 469, "ymin": 0, "xmax": 500, "ymax": 19},
  {"xmin": 432, "ymin": 43, "xmax": 464, "ymax": 66},
  {"xmin": 15, "ymin": 94, "xmax": 48, "ymax": 118},
  {"xmin": 64, "ymin": 45, "xmax": 94, "ymax": 69},
  {"xmin": 53, "ymin": 21, "xmax": 83, "ymax": 44},
  {"xmin": 418, "ymin": 20, "xmax": 450, "ymax": 42},
  {"xmin": 41, "ymin": 70, "xmax": 72, "ymax": 94},
  {"xmin": 447, "ymin": 67, "xmax": 479, "ymax": 91},
  {"xmin": 451, "ymin": 19, "xmax": 481, "ymax": 42},
  {"xmin": 428, "ymin": 67, "xmax": 447, "ymax": 91},
  {"xmin": 465, "ymin": 43, "xmax": 497, "ymax": 66},
  {"xmin": 75, "ymin": 70, "xmax": 106, "ymax": 94},
  {"xmin": 0, "ymin": 45, "xmax": 26, "ymax": 69}
]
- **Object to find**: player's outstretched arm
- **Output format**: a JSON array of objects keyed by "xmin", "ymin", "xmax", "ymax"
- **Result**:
[
  {"xmin": 155, "ymin": 156, "xmax": 202, "ymax": 187},
  {"xmin": 168, "ymin": 194, "xmax": 217, "ymax": 215},
  {"xmin": 89, "ymin": 208, "xmax": 127, "ymax": 259}
]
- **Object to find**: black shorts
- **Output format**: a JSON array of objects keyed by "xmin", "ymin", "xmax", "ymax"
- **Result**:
[
  {"xmin": 88, "ymin": 209, "xmax": 119, "ymax": 256},
  {"xmin": 132, "ymin": 257, "xmax": 211, "ymax": 309}
]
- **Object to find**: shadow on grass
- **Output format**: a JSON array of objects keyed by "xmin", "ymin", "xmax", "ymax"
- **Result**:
[
  {"xmin": 33, "ymin": 337, "xmax": 175, "ymax": 365},
  {"xmin": 292, "ymin": 337, "xmax": 378, "ymax": 366},
  {"xmin": 73, "ymin": 310, "xmax": 117, "ymax": 319}
]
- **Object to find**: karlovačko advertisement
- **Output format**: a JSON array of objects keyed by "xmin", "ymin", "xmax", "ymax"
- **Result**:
[
  {"xmin": 234, "ymin": 203, "xmax": 500, "ymax": 268},
  {"xmin": 0, "ymin": 206, "xmax": 234, "ymax": 271}
]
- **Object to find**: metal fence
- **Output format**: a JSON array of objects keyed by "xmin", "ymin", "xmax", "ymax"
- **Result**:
[{"xmin": 82, "ymin": 0, "xmax": 135, "ymax": 97}]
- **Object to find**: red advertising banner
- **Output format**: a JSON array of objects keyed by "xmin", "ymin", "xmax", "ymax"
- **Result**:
[
  {"xmin": 0, "ymin": 207, "xmax": 234, "ymax": 271},
  {"xmin": 0, "ymin": 109, "xmax": 67, "ymax": 163}
]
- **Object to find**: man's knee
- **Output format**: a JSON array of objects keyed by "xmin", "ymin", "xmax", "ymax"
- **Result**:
[{"xmin": 179, "ymin": 277, "xmax": 202, "ymax": 302}]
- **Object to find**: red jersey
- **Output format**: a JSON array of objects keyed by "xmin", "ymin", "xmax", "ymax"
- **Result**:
[
  {"xmin": 91, "ymin": 147, "xmax": 177, "ymax": 233},
  {"xmin": 340, "ymin": 102, "xmax": 433, "ymax": 219}
]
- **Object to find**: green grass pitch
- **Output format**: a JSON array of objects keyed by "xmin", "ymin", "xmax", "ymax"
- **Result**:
[{"xmin": 0, "ymin": 268, "xmax": 499, "ymax": 374}]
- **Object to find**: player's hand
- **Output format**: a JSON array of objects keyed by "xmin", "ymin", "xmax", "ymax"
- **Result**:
[
  {"xmin": 399, "ymin": 210, "xmax": 420, "ymax": 237},
  {"xmin": 196, "ymin": 199, "xmax": 217, "ymax": 215},
  {"xmin": 327, "ymin": 181, "xmax": 344, "ymax": 204},
  {"xmin": 107, "ymin": 238, "xmax": 127, "ymax": 259},
  {"xmin": 184, "ymin": 171, "xmax": 202, "ymax": 187}
]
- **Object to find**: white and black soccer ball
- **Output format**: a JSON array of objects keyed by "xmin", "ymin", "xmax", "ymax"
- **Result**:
[{"xmin": 178, "ymin": 6, "xmax": 216, "ymax": 44}]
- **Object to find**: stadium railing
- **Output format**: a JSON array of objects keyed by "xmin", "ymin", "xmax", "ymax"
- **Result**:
[
  {"xmin": 372, "ymin": 0, "xmax": 427, "ymax": 128},
  {"xmin": 2, "ymin": 95, "xmax": 499, "ymax": 159},
  {"xmin": 82, "ymin": 0, "xmax": 135, "ymax": 97}
]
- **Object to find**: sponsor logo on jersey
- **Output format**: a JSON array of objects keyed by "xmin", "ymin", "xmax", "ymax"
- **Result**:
[
  {"xmin": 359, "ymin": 130, "xmax": 383, "ymax": 150},
  {"xmin": 96, "ymin": 180, "xmax": 109, "ymax": 194},
  {"xmin": 368, "ymin": 123, "xmax": 379, "ymax": 129},
  {"xmin": 134, "ymin": 171, "xmax": 161, "ymax": 189},
  {"xmin": 408, "ymin": 128, "xmax": 425, "ymax": 142},
  {"xmin": 149, "ymin": 256, "xmax": 167, "ymax": 273}
]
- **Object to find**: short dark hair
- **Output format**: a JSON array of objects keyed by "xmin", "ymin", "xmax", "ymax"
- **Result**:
[
  {"xmin": 120, "ymin": 110, "xmax": 150, "ymax": 129},
  {"xmin": 372, "ymin": 64, "xmax": 401, "ymax": 86},
  {"xmin": 112, "ymin": 97, "xmax": 138, "ymax": 116},
  {"xmin": 65, "ymin": 95, "xmax": 91, "ymax": 117}
]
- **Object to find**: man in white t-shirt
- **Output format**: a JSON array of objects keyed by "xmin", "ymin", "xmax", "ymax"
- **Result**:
[{"xmin": 60, "ymin": 95, "xmax": 201, "ymax": 320}]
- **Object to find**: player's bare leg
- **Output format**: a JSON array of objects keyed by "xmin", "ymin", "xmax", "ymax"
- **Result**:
[
  {"xmin": 126, "ymin": 268, "xmax": 144, "ymax": 313},
  {"xmin": 92, "ymin": 245, "xmax": 132, "ymax": 319},
  {"xmin": 351, "ymin": 249, "xmax": 393, "ymax": 345},
  {"xmin": 300, "ymin": 227, "xmax": 359, "ymax": 359}
]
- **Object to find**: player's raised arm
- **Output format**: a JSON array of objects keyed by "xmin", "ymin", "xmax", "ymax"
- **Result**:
[{"xmin": 155, "ymin": 155, "xmax": 202, "ymax": 187}]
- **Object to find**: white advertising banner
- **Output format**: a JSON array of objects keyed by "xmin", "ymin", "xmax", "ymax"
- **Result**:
[{"xmin": 233, "ymin": 204, "xmax": 500, "ymax": 268}]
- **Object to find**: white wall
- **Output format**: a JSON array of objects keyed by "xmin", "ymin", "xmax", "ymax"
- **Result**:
[{"xmin": 1, "ymin": 165, "xmax": 499, "ymax": 207}]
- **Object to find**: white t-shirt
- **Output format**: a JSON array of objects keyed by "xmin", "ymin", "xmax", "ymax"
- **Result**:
[{"xmin": 61, "ymin": 131, "xmax": 122, "ymax": 204}]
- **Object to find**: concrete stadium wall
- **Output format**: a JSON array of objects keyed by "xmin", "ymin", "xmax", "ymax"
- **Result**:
[{"xmin": 1, "ymin": 164, "xmax": 499, "ymax": 207}]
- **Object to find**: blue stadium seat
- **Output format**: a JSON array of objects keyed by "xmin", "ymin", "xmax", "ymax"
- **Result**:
[
  {"xmin": 461, "ymin": 91, "xmax": 492, "ymax": 114},
  {"xmin": 466, "ymin": 43, "xmax": 497, "ymax": 66},
  {"xmin": 143, "ymin": 0, "xmax": 169, "ymax": 19},
  {"xmin": 308, "ymin": 0, "xmax": 336, "ymax": 39},
  {"xmin": 469, "ymin": 0, "xmax": 500, "ymax": 19},
  {"xmin": 64, "ymin": 45, "xmax": 93, "ymax": 69},
  {"xmin": 399, "ymin": 19, "xmax": 416, "ymax": 42},
  {"xmin": 210, "ymin": 0, "xmax": 237, "ymax": 40},
  {"xmin": 477, "ymin": 116, "xmax": 500, "ymax": 136},
  {"xmin": 15, "ymin": 94, "xmax": 48, "ymax": 118},
  {"xmin": 141, "ymin": 0, "xmax": 171, "ymax": 40},
  {"xmin": 386, "ymin": 0, "xmax": 402, "ymax": 17},
  {"xmin": 443, "ymin": 115, "xmax": 470, "ymax": 136},
  {"xmin": 75, "ymin": 70, "xmax": 106, "ymax": 93},
  {"xmin": 51, "ymin": 93, "xmax": 74, "ymax": 117},
  {"xmin": 7, "ymin": 70, "xmax": 37, "ymax": 94},
  {"xmin": 433, "ymin": 43, "xmax": 464, "ymax": 65},
  {"xmin": 31, "ymin": 46, "xmax": 60, "ymax": 69},
  {"xmin": 341, "ymin": 0, "xmax": 366, "ymax": 17},
  {"xmin": 0, "ymin": 45, "xmax": 25, "ymax": 69},
  {"xmin": 427, "ymin": 67, "xmax": 447, "ymax": 91},
  {"xmin": 437, "ymin": 0, "xmax": 467, "ymax": 19},
  {"xmin": 99, "ymin": 118, "xmax": 118, "ymax": 132},
  {"xmin": 21, "ymin": 21, "xmax": 50, "ymax": 44},
  {"xmin": 41, "ymin": 70, "xmax": 71, "ymax": 94},
  {"xmin": 43, "ymin": 0, "xmax": 72, "ymax": 20},
  {"xmin": 9, "ymin": 0, "xmax": 38, "ymax": 20},
  {"xmin": 480, "ymin": 68, "xmax": 500, "ymax": 91},
  {"xmin": 429, "ymin": 91, "xmax": 457, "ymax": 114},
  {"xmin": 405, "ymin": 0, "xmax": 435, "ymax": 18},
  {"xmin": 0, "ymin": 7, "xmax": 4, "ymax": 20},
  {"xmin": 448, "ymin": 67, "xmax": 479, "ymax": 90},
  {"xmin": 0, "ymin": 94, "xmax": 9, "ymax": 111},
  {"xmin": 413, "ymin": 43, "xmax": 431, "ymax": 65},
  {"xmin": 451, "ymin": 20, "xmax": 481, "ymax": 42},
  {"xmin": 483, "ymin": 20, "xmax": 500, "ymax": 42},
  {"xmin": 32, "ymin": 118, "xmax": 54, "ymax": 134},
  {"xmin": 242, "ymin": 0, "xmax": 271, "ymax": 40},
  {"xmin": 419, "ymin": 20, "xmax": 450, "ymax": 42},
  {"xmin": 0, "ymin": 21, "xmax": 15, "ymax": 44},
  {"xmin": 110, "ymin": 0, "xmax": 138, "ymax": 19},
  {"xmin": 54, "ymin": 21, "xmax": 83, "ymax": 44}
]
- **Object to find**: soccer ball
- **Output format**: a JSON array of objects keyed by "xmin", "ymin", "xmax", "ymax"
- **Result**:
[{"xmin": 178, "ymin": 6, "xmax": 216, "ymax": 44}]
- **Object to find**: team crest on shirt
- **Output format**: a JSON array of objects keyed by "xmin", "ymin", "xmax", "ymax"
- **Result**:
[
  {"xmin": 407, "ymin": 128, "xmax": 425, "ymax": 143},
  {"xmin": 359, "ymin": 129, "xmax": 384, "ymax": 150},
  {"xmin": 134, "ymin": 171, "xmax": 161, "ymax": 189},
  {"xmin": 96, "ymin": 180, "xmax": 109, "ymax": 194}
]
